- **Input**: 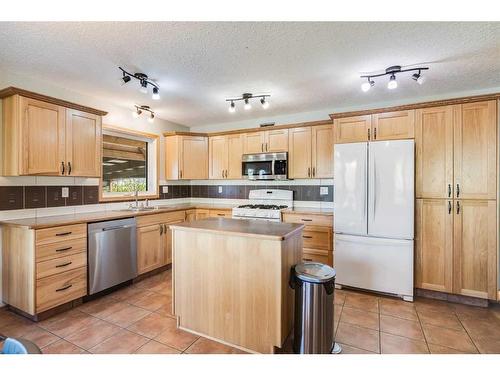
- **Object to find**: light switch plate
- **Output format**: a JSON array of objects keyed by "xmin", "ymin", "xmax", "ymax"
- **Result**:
[
  {"xmin": 320, "ymin": 186, "xmax": 329, "ymax": 196},
  {"xmin": 162, "ymin": 186, "xmax": 168, "ymax": 194},
  {"xmin": 61, "ymin": 187, "xmax": 69, "ymax": 198},
  {"xmin": 218, "ymin": 186, "xmax": 223, "ymax": 194}
]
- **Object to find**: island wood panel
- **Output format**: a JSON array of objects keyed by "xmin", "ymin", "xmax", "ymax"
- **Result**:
[
  {"xmin": 333, "ymin": 115, "xmax": 371, "ymax": 144},
  {"xmin": 311, "ymin": 124, "xmax": 334, "ymax": 178},
  {"xmin": 164, "ymin": 218, "xmax": 185, "ymax": 266},
  {"xmin": 415, "ymin": 199, "xmax": 453, "ymax": 293},
  {"xmin": 266, "ymin": 129, "xmax": 289, "ymax": 152},
  {"xmin": 288, "ymin": 127, "xmax": 312, "ymax": 178},
  {"xmin": 371, "ymin": 110, "xmax": 415, "ymax": 140},
  {"xmin": 453, "ymin": 199, "xmax": 497, "ymax": 300},
  {"xmin": 415, "ymin": 106, "xmax": 454, "ymax": 199},
  {"xmin": 453, "ymin": 101, "xmax": 497, "ymax": 200},
  {"xmin": 226, "ymin": 133, "xmax": 243, "ymax": 178},
  {"xmin": 243, "ymin": 131, "xmax": 265, "ymax": 154},
  {"xmin": 173, "ymin": 229, "xmax": 302, "ymax": 353},
  {"xmin": 65, "ymin": 109, "xmax": 102, "ymax": 177}
]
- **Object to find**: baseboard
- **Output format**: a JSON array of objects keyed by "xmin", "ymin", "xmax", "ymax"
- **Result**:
[{"xmin": 415, "ymin": 288, "xmax": 489, "ymax": 307}]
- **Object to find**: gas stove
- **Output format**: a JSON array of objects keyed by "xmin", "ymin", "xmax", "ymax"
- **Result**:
[{"xmin": 232, "ymin": 189, "xmax": 293, "ymax": 222}]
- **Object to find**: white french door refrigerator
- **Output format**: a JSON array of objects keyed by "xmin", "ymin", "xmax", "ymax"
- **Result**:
[{"xmin": 334, "ymin": 140, "xmax": 414, "ymax": 301}]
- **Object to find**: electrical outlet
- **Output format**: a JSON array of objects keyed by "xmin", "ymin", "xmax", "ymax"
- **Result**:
[
  {"xmin": 162, "ymin": 186, "xmax": 168, "ymax": 194},
  {"xmin": 61, "ymin": 187, "xmax": 69, "ymax": 198},
  {"xmin": 320, "ymin": 186, "xmax": 329, "ymax": 196},
  {"xmin": 218, "ymin": 186, "xmax": 223, "ymax": 194}
]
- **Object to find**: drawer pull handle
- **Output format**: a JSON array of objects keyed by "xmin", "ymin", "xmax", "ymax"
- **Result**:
[
  {"xmin": 56, "ymin": 232, "xmax": 72, "ymax": 236},
  {"xmin": 56, "ymin": 284, "xmax": 72, "ymax": 292},
  {"xmin": 217, "ymin": 213, "xmax": 225, "ymax": 216},
  {"xmin": 304, "ymin": 258, "xmax": 313, "ymax": 261},
  {"xmin": 56, "ymin": 262, "xmax": 72, "ymax": 268},
  {"xmin": 301, "ymin": 219, "xmax": 312, "ymax": 222},
  {"xmin": 56, "ymin": 246, "xmax": 73, "ymax": 252},
  {"xmin": 302, "ymin": 235, "xmax": 313, "ymax": 239}
]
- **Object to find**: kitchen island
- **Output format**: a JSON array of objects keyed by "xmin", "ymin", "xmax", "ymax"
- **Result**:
[{"xmin": 170, "ymin": 217, "xmax": 304, "ymax": 354}]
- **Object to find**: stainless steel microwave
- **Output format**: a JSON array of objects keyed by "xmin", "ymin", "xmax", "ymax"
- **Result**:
[{"xmin": 242, "ymin": 152, "xmax": 288, "ymax": 180}]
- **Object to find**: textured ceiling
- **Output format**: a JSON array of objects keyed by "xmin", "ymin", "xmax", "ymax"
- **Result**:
[{"xmin": 0, "ymin": 22, "xmax": 499, "ymax": 127}]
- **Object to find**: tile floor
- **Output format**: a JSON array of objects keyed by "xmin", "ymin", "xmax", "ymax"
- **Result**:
[{"xmin": 0, "ymin": 269, "xmax": 499, "ymax": 354}]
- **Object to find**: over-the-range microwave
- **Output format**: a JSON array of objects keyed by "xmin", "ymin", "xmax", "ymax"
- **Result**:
[{"xmin": 242, "ymin": 152, "xmax": 288, "ymax": 180}]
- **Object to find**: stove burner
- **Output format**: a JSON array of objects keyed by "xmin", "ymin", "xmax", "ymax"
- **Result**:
[{"xmin": 237, "ymin": 204, "xmax": 288, "ymax": 210}]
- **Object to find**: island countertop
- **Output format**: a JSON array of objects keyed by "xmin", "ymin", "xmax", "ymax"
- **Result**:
[{"xmin": 170, "ymin": 217, "xmax": 304, "ymax": 240}]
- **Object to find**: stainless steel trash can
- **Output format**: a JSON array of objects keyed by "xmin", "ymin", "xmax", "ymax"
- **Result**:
[{"xmin": 289, "ymin": 262, "xmax": 341, "ymax": 354}]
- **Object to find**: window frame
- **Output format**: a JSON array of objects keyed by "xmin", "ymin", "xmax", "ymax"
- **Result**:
[{"xmin": 99, "ymin": 124, "xmax": 159, "ymax": 202}]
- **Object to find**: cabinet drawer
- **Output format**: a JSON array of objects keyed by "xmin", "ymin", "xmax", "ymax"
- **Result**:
[
  {"xmin": 209, "ymin": 209, "xmax": 232, "ymax": 218},
  {"xmin": 36, "ymin": 224, "xmax": 87, "ymax": 245},
  {"xmin": 36, "ymin": 267, "xmax": 87, "ymax": 313},
  {"xmin": 36, "ymin": 252, "xmax": 87, "ymax": 279},
  {"xmin": 282, "ymin": 213, "xmax": 332, "ymax": 227},
  {"xmin": 302, "ymin": 249, "xmax": 331, "ymax": 265},
  {"xmin": 36, "ymin": 237, "xmax": 87, "ymax": 261},
  {"xmin": 302, "ymin": 228, "xmax": 332, "ymax": 250},
  {"xmin": 137, "ymin": 211, "xmax": 186, "ymax": 227}
]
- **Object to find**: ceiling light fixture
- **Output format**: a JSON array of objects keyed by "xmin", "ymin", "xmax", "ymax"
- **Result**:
[
  {"xmin": 119, "ymin": 67, "xmax": 160, "ymax": 100},
  {"xmin": 360, "ymin": 65, "xmax": 428, "ymax": 92},
  {"xmin": 226, "ymin": 93, "xmax": 271, "ymax": 113},
  {"xmin": 132, "ymin": 105, "xmax": 155, "ymax": 123}
]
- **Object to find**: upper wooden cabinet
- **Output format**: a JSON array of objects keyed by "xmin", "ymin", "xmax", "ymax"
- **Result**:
[
  {"xmin": 165, "ymin": 135, "xmax": 208, "ymax": 180},
  {"xmin": 1, "ymin": 95, "xmax": 102, "ymax": 177},
  {"xmin": 312, "ymin": 125, "xmax": 334, "ymax": 178},
  {"xmin": 453, "ymin": 101, "xmax": 497, "ymax": 200},
  {"xmin": 415, "ymin": 106, "xmax": 454, "ymax": 199},
  {"xmin": 243, "ymin": 129, "xmax": 288, "ymax": 154},
  {"xmin": 333, "ymin": 115, "xmax": 371, "ymax": 143},
  {"xmin": 209, "ymin": 134, "xmax": 243, "ymax": 179},
  {"xmin": 372, "ymin": 110, "xmax": 415, "ymax": 140}
]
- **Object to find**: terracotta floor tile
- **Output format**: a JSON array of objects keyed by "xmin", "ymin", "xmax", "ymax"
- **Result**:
[
  {"xmin": 184, "ymin": 337, "xmax": 246, "ymax": 354},
  {"xmin": 344, "ymin": 293, "xmax": 379, "ymax": 313},
  {"xmin": 155, "ymin": 297, "xmax": 175, "ymax": 318},
  {"xmin": 449, "ymin": 303, "xmax": 497, "ymax": 322},
  {"xmin": 42, "ymin": 339, "xmax": 87, "ymax": 354},
  {"xmin": 127, "ymin": 312, "xmax": 175, "ymax": 339},
  {"xmin": 110, "ymin": 285, "xmax": 144, "ymax": 301},
  {"xmin": 428, "ymin": 344, "xmax": 470, "ymax": 354},
  {"xmin": 414, "ymin": 298, "xmax": 453, "ymax": 314},
  {"xmin": 339, "ymin": 343, "xmax": 376, "ymax": 354},
  {"xmin": 0, "ymin": 310, "xmax": 31, "ymax": 329},
  {"xmin": 333, "ymin": 289, "xmax": 346, "ymax": 306},
  {"xmin": 135, "ymin": 340, "xmax": 181, "ymax": 354},
  {"xmin": 335, "ymin": 322, "xmax": 380, "ymax": 353},
  {"xmin": 126, "ymin": 289, "xmax": 155, "ymax": 305},
  {"xmin": 131, "ymin": 292, "xmax": 169, "ymax": 311},
  {"xmin": 461, "ymin": 319, "xmax": 500, "ymax": 341},
  {"xmin": 77, "ymin": 298, "xmax": 128, "ymax": 319},
  {"xmin": 471, "ymin": 337, "xmax": 500, "ymax": 354},
  {"xmin": 422, "ymin": 324, "xmax": 477, "ymax": 353},
  {"xmin": 380, "ymin": 332, "xmax": 429, "ymax": 354},
  {"xmin": 379, "ymin": 315, "xmax": 425, "ymax": 341},
  {"xmin": 340, "ymin": 306, "xmax": 379, "ymax": 330},
  {"xmin": 20, "ymin": 326, "xmax": 59, "ymax": 348},
  {"xmin": 417, "ymin": 309, "xmax": 463, "ymax": 331},
  {"xmin": 379, "ymin": 299, "xmax": 418, "ymax": 321},
  {"xmin": 0, "ymin": 318, "xmax": 36, "ymax": 337},
  {"xmin": 155, "ymin": 317, "xmax": 199, "ymax": 351},
  {"xmin": 147, "ymin": 280, "xmax": 172, "ymax": 296},
  {"xmin": 89, "ymin": 329, "xmax": 149, "ymax": 354},
  {"xmin": 102, "ymin": 304, "xmax": 151, "ymax": 328},
  {"xmin": 38, "ymin": 310, "xmax": 100, "ymax": 338},
  {"xmin": 65, "ymin": 319, "xmax": 122, "ymax": 350},
  {"xmin": 133, "ymin": 276, "xmax": 161, "ymax": 290}
]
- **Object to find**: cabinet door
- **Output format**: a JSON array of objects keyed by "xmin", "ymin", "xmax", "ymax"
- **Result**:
[
  {"xmin": 288, "ymin": 127, "xmax": 312, "ymax": 178},
  {"xmin": 185, "ymin": 210, "xmax": 197, "ymax": 222},
  {"xmin": 333, "ymin": 115, "xmax": 371, "ymax": 144},
  {"xmin": 415, "ymin": 106, "xmax": 454, "ymax": 199},
  {"xmin": 312, "ymin": 124, "xmax": 334, "ymax": 178},
  {"xmin": 163, "ymin": 219, "xmax": 184, "ymax": 266},
  {"xmin": 227, "ymin": 134, "xmax": 243, "ymax": 179},
  {"xmin": 454, "ymin": 101, "xmax": 497, "ymax": 200},
  {"xmin": 415, "ymin": 199, "xmax": 453, "ymax": 292},
  {"xmin": 180, "ymin": 136, "xmax": 208, "ymax": 179},
  {"xmin": 20, "ymin": 97, "xmax": 65, "ymax": 175},
  {"xmin": 137, "ymin": 224, "xmax": 163, "ymax": 274},
  {"xmin": 266, "ymin": 129, "xmax": 289, "ymax": 152},
  {"xmin": 209, "ymin": 136, "xmax": 227, "ymax": 179},
  {"xmin": 195, "ymin": 209, "xmax": 210, "ymax": 220},
  {"xmin": 243, "ymin": 132, "xmax": 265, "ymax": 154},
  {"xmin": 372, "ymin": 110, "xmax": 415, "ymax": 141},
  {"xmin": 453, "ymin": 199, "xmax": 497, "ymax": 300},
  {"xmin": 65, "ymin": 109, "xmax": 102, "ymax": 177}
]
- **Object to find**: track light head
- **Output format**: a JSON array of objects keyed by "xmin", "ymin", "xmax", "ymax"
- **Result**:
[
  {"xmin": 228, "ymin": 101, "xmax": 236, "ymax": 113},
  {"xmin": 122, "ymin": 74, "xmax": 131, "ymax": 84},
  {"xmin": 412, "ymin": 72, "xmax": 425, "ymax": 85},
  {"xmin": 244, "ymin": 98, "xmax": 251, "ymax": 110},
  {"xmin": 387, "ymin": 74, "xmax": 398, "ymax": 89},
  {"xmin": 147, "ymin": 113, "xmax": 155, "ymax": 123},
  {"xmin": 361, "ymin": 78, "xmax": 375, "ymax": 92},
  {"xmin": 152, "ymin": 87, "xmax": 160, "ymax": 100},
  {"xmin": 132, "ymin": 108, "xmax": 141, "ymax": 118},
  {"xmin": 139, "ymin": 80, "xmax": 148, "ymax": 94},
  {"xmin": 260, "ymin": 97, "xmax": 269, "ymax": 109}
]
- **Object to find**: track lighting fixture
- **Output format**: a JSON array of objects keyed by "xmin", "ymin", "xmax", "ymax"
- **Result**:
[
  {"xmin": 132, "ymin": 105, "xmax": 155, "ymax": 123},
  {"xmin": 360, "ymin": 65, "xmax": 428, "ymax": 92},
  {"xmin": 226, "ymin": 93, "xmax": 271, "ymax": 113},
  {"xmin": 119, "ymin": 67, "xmax": 160, "ymax": 100}
]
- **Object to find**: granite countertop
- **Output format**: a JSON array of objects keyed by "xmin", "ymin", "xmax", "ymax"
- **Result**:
[{"xmin": 170, "ymin": 217, "xmax": 304, "ymax": 240}]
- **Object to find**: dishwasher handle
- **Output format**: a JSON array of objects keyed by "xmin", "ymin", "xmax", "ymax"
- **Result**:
[{"xmin": 101, "ymin": 225, "xmax": 134, "ymax": 232}]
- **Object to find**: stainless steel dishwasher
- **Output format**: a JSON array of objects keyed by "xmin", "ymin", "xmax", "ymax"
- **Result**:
[{"xmin": 88, "ymin": 218, "xmax": 137, "ymax": 295}]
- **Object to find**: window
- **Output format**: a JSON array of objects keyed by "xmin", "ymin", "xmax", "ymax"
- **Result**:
[{"xmin": 100, "ymin": 126, "xmax": 159, "ymax": 201}]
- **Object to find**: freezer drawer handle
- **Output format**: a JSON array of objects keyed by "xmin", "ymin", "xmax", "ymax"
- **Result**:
[
  {"xmin": 56, "ymin": 232, "xmax": 72, "ymax": 236},
  {"xmin": 55, "ymin": 284, "xmax": 72, "ymax": 292},
  {"xmin": 56, "ymin": 246, "xmax": 73, "ymax": 252},
  {"xmin": 56, "ymin": 261, "xmax": 72, "ymax": 268}
]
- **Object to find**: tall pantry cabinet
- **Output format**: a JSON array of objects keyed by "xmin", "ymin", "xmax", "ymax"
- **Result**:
[{"xmin": 415, "ymin": 100, "xmax": 498, "ymax": 300}]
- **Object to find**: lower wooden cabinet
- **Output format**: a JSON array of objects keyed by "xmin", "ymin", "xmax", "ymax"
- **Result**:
[
  {"xmin": 415, "ymin": 199, "xmax": 497, "ymax": 300},
  {"xmin": 208, "ymin": 209, "xmax": 232, "ymax": 218}
]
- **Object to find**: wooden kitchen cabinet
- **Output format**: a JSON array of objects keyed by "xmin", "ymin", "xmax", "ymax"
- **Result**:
[
  {"xmin": 312, "ymin": 124, "xmax": 334, "ymax": 178},
  {"xmin": 243, "ymin": 131, "xmax": 265, "ymax": 154},
  {"xmin": 165, "ymin": 135, "xmax": 208, "ymax": 180},
  {"xmin": 415, "ymin": 106, "xmax": 454, "ymax": 199},
  {"xmin": 137, "ymin": 224, "xmax": 164, "ymax": 274},
  {"xmin": 453, "ymin": 199, "xmax": 497, "ymax": 300},
  {"xmin": 453, "ymin": 101, "xmax": 497, "ymax": 200},
  {"xmin": 1, "ymin": 92, "xmax": 104, "ymax": 177},
  {"xmin": 209, "ymin": 134, "xmax": 243, "ymax": 179},
  {"xmin": 288, "ymin": 127, "xmax": 312, "ymax": 178},
  {"xmin": 333, "ymin": 115, "xmax": 371, "ymax": 144},
  {"xmin": 227, "ymin": 134, "xmax": 244, "ymax": 178},
  {"xmin": 243, "ymin": 129, "xmax": 288, "ymax": 154},
  {"xmin": 415, "ymin": 199, "xmax": 453, "ymax": 293},
  {"xmin": 371, "ymin": 110, "xmax": 415, "ymax": 141},
  {"xmin": 209, "ymin": 209, "xmax": 232, "ymax": 218}
]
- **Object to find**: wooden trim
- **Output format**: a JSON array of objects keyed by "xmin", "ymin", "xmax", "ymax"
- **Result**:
[
  {"xmin": 163, "ymin": 131, "xmax": 208, "ymax": 137},
  {"xmin": 104, "ymin": 124, "xmax": 159, "ymax": 140},
  {"xmin": 329, "ymin": 93, "xmax": 500, "ymax": 119},
  {"xmin": 0, "ymin": 86, "xmax": 108, "ymax": 116}
]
